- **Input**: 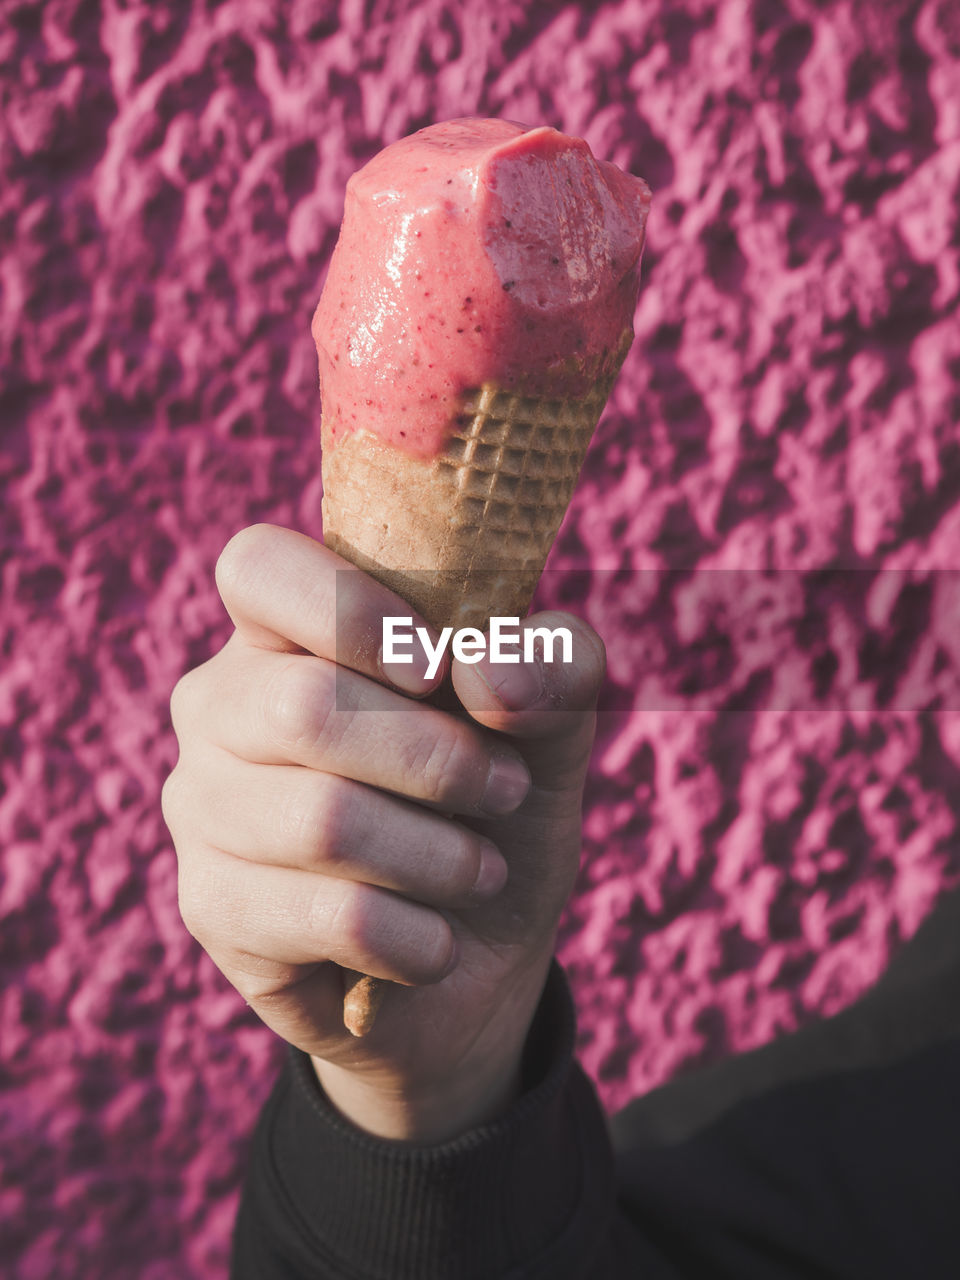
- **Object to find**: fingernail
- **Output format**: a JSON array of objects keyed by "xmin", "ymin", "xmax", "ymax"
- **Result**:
[
  {"xmin": 474, "ymin": 651, "xmax": 544, "ymax": 711},
  {"xmin": 480, "ymin": 753, "xmax": 531, "ymax": 815},
  {"xmin": 471, "ymin": 843, "xmax": 509, "ymax": 900}
]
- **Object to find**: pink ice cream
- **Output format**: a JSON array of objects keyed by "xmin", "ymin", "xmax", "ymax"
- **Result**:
[{"xmin": 311, "ymin": 118, "xmax": 652, "ymax": 459}]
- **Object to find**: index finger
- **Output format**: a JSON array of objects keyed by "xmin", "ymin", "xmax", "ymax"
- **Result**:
[{"xmin": 214, "ymin": 524, "xmax": 445, "ymax": 697}]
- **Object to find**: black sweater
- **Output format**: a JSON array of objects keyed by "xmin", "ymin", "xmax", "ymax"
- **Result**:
[{"xmin": 232, "ymin": 887, "xmax": 960, "ymax": 1278}]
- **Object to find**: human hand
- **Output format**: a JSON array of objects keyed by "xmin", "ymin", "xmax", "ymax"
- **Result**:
[{"xmin": 162, "ymin": 524, "xmax": 605, "ymax": 1141}]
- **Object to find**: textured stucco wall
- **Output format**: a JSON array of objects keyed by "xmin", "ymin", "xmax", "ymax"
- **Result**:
[{"xmin": 2, "ymin": 0, "xmax": 959, "ymax": 1275}]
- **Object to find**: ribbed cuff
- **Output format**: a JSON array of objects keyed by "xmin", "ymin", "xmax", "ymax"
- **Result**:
[{"xmin": 246, "ymin": 961, "xmax": 615, "ymax": 1280}]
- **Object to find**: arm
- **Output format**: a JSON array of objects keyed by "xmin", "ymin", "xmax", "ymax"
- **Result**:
[
  {"xmin": 230, "ymin": 961, "xmax": 630, "ymax": 1280},
  {"xmin": 162, "ymin": 523, "xmax": 632, "ymax": 1277}
]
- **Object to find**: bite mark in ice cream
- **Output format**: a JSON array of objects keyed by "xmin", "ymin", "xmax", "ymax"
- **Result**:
[{"xmin": 311, "ymin": 118, "xmax": 652, "ymax": 459}]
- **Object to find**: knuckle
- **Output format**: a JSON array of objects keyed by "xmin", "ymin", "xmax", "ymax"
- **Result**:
[
  {"xmin": 215, "ymin": 524, "xmax": 272, "ymax": 602},
  {"xmin": 169, "ymin": 667, "xmax": 198, "ymax": 736},
  {"xmin": 227, "ymin": 968, "xmax": 264, "ymax": 1005},
  {"xmin": 227, "ymin": 954, "xmax": 293, "ymax": 1007},
  {"xmin": 160, "ymin": 768, "xmax": 183, "ymax": 829},
  {"xmin": 283, "ymin": 774, "xmax": 354, "ymax": 864},
  {"xmin": 230, "ymin": 970, "xmax": 276, "ymax": 1008},
  {"xmin": 323, "ymin": 880, "xmax": 374, "ymax": 952},
  {"xmin": 324, "ymin": 883, "xmax": 454, "ymax": 983},
  {"xmin": 424, "ymin": 828, "xmax": 480, "ymax": 899},
  {"xmin": 403, "ymin": 726, "xmax": 469, "ymax": 805},
  {"xmin": 263, "ymin": 659, "xmax": 338, "ymax": 754}
]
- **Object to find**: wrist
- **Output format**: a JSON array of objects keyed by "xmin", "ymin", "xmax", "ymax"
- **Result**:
[
  {"xmin": 310, "ymin": 958, "xmax": 555, "ymax": 1142},
  {"xmin": 277, "ymin": 967, "xmax": 604, "ymax": 1280},
  {"xmin": 311, "ymin": 1048, "xmax": 524, "ymax": 1143}
]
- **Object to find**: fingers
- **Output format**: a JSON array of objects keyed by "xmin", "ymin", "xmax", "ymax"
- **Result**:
[
  {"xmin": 164, "ymin": 752, "xmax": 508, "ymax": 908},
  {"xmin": 177, "ymin": 844, "xmax": 458, "ymax": 988},
  {"xmin": 452, "ymin": 611, "xmax": 606, "ymax": 787},
  {"xmin": 214, "ymin": 523, "xmax": 446, "ymax": 696},
  {"xmin": 172, "ymin": 645, "xmax": 530, "ymax": 817}
]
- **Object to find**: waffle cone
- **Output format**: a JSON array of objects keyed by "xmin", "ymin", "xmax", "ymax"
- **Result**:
[
  {"xmin": 321, "ymin": 330, "xmax": 631, "ymax": 633},
  {"xmin": 321, "ymin": 328, "xmax": 632, "ymax": 1035}
]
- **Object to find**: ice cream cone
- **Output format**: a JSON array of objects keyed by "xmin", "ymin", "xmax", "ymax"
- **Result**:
[
  {"xmin": 312, "ymin": 118, "xmax": 650, "ymax": 1037},
  {"xmin": 322, "ymin": 327, "xmax": 632, "ymax": 1036}
]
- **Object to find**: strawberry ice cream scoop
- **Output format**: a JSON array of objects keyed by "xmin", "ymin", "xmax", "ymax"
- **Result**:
[{"xmin": 311, "ymin": 118, "xmax": 652, "ymax": 460}]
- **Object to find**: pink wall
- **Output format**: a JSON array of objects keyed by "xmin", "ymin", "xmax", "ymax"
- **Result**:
[{"xmin": 2, "ymin": 0, "xmax": 959, "ymax": 1275}]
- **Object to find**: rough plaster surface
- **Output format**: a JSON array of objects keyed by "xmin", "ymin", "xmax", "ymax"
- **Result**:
[{"xmin": 1, "ymin": 0, "xmax": 959, "ymax": 1275}]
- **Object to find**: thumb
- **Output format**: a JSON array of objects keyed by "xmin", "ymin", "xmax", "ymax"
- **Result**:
[{"xmin": 451, "ymin": 612, "xmax": 606, "ymax": 789}]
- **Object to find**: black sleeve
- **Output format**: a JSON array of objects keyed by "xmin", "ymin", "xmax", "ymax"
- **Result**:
[
  {"xmin": 609, "ymin": 884, "xmax": 960, "ymax": 1280},
  {"xmin": 230, "ymin": 960, "xmax": 654, "ymax": 1279},
  {"xmin": 231, "ymin": 889, "xmax": 960, "ymax": 1280}
]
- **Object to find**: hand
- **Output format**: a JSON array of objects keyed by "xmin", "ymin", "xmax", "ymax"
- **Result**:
[{"xmin": 162, "ymin": 524, "xmax": 605, "ymax": 1141}]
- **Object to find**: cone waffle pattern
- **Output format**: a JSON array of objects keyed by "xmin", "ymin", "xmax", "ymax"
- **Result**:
[{"xmin": 322, "ymin": 347, "xmax": 626, "ymax": 633}]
